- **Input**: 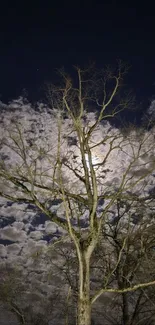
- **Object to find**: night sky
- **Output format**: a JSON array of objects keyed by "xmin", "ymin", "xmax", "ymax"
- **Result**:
[{"xmin": 0, "ymin": 0, "xmax": 155, "ymax": 108}]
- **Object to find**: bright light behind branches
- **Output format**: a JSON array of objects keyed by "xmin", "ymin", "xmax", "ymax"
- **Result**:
[{"xmin": 84, "ymin": 153, "xmax": 100, "ymax": 169}]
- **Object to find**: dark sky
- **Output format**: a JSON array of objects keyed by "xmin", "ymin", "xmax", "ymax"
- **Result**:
[{"xmin": 0, "ymin": 0, "xmax": 155, "ymax": 107}]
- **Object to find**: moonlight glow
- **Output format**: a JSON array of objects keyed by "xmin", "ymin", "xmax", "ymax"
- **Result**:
[{"xmin": 85, "ymin": 153, "xmax": 99, "ymax": 168}]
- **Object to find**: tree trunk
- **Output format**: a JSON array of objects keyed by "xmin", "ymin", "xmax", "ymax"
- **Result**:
[
  {"xmin": 76, "ymin": 246, "xmax": 92, "ymax": 325},
  {"xmin": 77, "ymin": 294, "xmax": 91, "ymax": 325}
]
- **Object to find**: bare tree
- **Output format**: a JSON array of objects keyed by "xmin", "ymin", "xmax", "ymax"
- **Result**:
[{"xmin": 0, "ymin": 63, "xmax": 155, "ymax": 325}]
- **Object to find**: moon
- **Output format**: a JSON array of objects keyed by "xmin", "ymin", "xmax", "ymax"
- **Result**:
[{"xmin": 84, "ymin": 153, "xmax": 99, "ymax": 168}]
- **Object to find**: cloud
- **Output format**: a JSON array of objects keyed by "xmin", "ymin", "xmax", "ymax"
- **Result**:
[
  {"xmin": 29, "ymin": 230, "xmax": 43, "ymax": 240},
  {"xmin": 0, "ymin": 226, "xmax": 27, "ymax": 242},
  {"xmin": 147, "ymin": 99, "xmax": 155, "ymax": 120},
  {"xmin": 0, "ymin": 244, "xmax": 7, "ymax": 257},
  {"xmin": 0, "ymin": 201, "xmax": 34, "ymax": 222},
  {"xmin": 22, "ymin": 238, "xmax": 47, "ymax": 255},
  {"xmin": 45, "ymin": 221, "xmax": 58, "ymax": 234},
  {"xmin": 7, "ymin": 243, "xmax": 23, "ymax": 255},
  {"xmin": 12, "ymin": 221, "xmax": 25, "ymax": 230}
]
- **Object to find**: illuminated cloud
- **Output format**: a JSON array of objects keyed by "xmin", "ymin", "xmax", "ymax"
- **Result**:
[{"xmin": 0, "ymin": 97, "xmax": 155, "ymax": 323}]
